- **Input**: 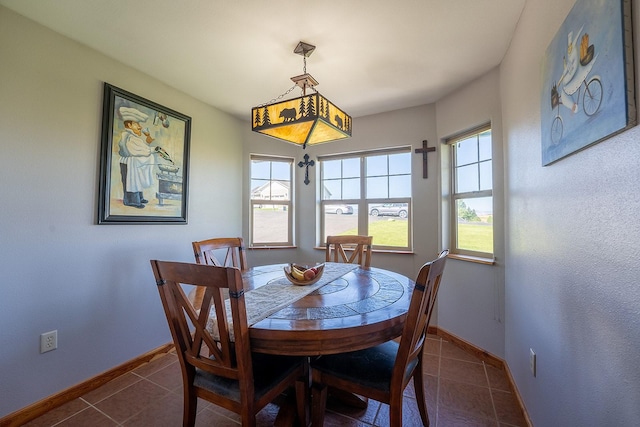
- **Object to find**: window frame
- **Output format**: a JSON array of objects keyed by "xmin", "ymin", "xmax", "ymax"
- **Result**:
[
  {"xmin": 249, "ymin": 154, "xmax": 294, "ymax": 247},
  {"xmin": 446, "ymin": 124, "xmax": 494, "ymax": 259},
  {"xmin": 318, "ymin": 147, "xmax": 413, "ymax": 251}
]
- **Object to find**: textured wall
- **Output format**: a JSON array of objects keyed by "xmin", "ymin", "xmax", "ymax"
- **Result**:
[
  {"xmin": 501, "ymin": 0, "xmax": 640, "ymax": 425},
  {"xmin": 435, "ymin": 68, "xmax": 506, "ymax": 358},
  {"xmin": 0, "ymin": 7, "xmax": 244, "ymax": 417}
]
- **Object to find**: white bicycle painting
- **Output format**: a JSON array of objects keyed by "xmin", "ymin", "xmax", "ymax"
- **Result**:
[{"xmin": 549, "ymin": 30, "xmax": 603, "ymax": 145}]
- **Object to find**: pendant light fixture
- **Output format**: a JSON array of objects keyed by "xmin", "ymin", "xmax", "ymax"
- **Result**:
[{"xmin": 251, "ymin": 41, "xmax": 352, "ymax": 149}]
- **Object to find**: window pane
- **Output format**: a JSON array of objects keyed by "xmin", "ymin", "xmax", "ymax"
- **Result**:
[
  {"xmin": 456, "ymin": 136, "xmax": 478, "ymax": 166},
  {"xmin": 323, "ymin": 180, "xmax": 342, "ymax": 200},
  {"xmin": 389, "ymin": 175, "xmax": 411, "ymax": 198},
  {"xmin": 252, "ymin": 205, "xmax": 289, "ymax": 243},
  {"xmin": 456, "ymin": 164, "xmax": 479, "ymax": 193},
  {"xmin": 250, "ymin": 179, "xmax": 290, "ymax": 201},
  {"xmin": 251, "ymin": 160, "xmax": 271, "ymax": 179},
  {"xmin": 368, "ymin": 203, "xmax": 409, "ymax": 247},
  {"xmin": 389, "ymin": 152, "xmax": 411, "ymax": 174},
  {"xmin": 319, "ymin": 148, "xmax": 412, "ymax": 251},
  {"xmin": 479, "ymin": 160, "xmax": 493, "ymax": 191},
  {"xmin": 271, "ymin": 161, "xmax": 290, "ymax": 181},
  {"xmin": 342, "ymin": 178, "xmax": 360, "ymax": 199},
  {"xmin": 251, "ymin": 179, "xmax": 270, "ymax": 200},
  {"xmin": 322, "ymin": 160, "xmax": 342, "ymax": 179},
  {"xmin": 342, "ymin": 158, "xmax": 360, "ymax": 178},
  {"xmin": 478, "ymin": 131, "xmax": 492, "ymax": 161},
  {"xmin": 366, "ymin": 155, "xmax": 388, "ymax": 176},
  {"xmin": 456, "ymin": 197, "xmax": 493, "ymax": 253},
  {"xmin": 324, "ymin": 203, "xmax": 358, "ymax": 236},
  {"xmin": 366, "ymin": 176, "xmax": 388, "ymax": 198},
  {"xmin": 272, "ymin": 179, "xmax": 291, "ymax": 201},
  {"xmin": 250, "ymin": 156, "xmax": 292, "ymax": 246}
]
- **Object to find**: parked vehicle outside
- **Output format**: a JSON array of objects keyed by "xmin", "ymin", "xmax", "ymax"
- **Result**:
[
  {"xmin": 369, "ymin": 203, "xmax": 408, "ymax": 218},
  {"xmin": 325, "ymin": 204, "xmax": 354, "ymax": 215}
]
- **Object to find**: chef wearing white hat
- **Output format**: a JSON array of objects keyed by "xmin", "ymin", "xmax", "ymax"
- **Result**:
[{"xmin": 118, "ymin": 106, "xmax": 156, "ymax": 208}]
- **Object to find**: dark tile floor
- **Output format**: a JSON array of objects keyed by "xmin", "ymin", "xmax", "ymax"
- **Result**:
[{"xmin": 24, "ymin": 335, "xmax": 528, "ymax": 426}]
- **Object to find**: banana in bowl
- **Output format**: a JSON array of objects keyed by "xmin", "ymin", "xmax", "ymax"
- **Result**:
[{"xmin": 284, "ymin": 263, "xmax": 325, "ymax": 286}]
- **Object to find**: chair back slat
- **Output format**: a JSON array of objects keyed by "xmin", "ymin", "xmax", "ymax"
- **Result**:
[
  {"xmin": 325, "ymin": 235, "xmax": 373, "ymax": 268},
  {"xmin": 191, "ymin": 237, "xmax": 248, "ymax": 310},
  {"xmin": 150, "ymin": 260, "xmax": 251, "ymax": 384},
  {"xmin": 392, "ymin": 250, "xmax": 448, "ymax": 388},
  {"xmin": 192, "ymin": 237, "xmax": 248, "ymax": 270}
]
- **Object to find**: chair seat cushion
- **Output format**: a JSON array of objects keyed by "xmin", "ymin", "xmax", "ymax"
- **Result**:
[
  {"xmin": 194, "ymin": 352, "xmax": 305, "ymax": 402},
  {"xmin": 311, "ymin": 341, "xmax": 400, "ymax": 393}
]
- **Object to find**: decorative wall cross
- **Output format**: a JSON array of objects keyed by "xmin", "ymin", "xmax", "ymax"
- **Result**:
[
  {"xmin": 298, "ymin": 153, "xmax": 315, "ymax": 185},
  {"xmin": 414, "ymin": 140, "xmax": 436, "ymax": 179}
]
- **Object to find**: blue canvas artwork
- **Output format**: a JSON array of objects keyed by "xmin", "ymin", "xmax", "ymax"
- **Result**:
[{"xmin": 540, "ymin": 0, "xmax": 635, "ymax": 165}]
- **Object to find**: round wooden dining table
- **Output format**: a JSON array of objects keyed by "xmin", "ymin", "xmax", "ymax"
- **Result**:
[{"xmin": 242, "ymin": 263, "xmax": 415, "ymax": 356}]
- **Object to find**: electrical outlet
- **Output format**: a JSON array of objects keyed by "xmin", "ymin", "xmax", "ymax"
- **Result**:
[
  {"xmin": 529, "ymin": 348, "xmax": 536, "ymax": 377},
  {"xmin": 40, "ymin": 330, "xmax": 58, "ymax": 353}
]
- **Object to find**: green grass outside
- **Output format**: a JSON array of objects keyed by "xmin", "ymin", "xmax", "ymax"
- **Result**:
[
  {"xmin": 338, "ymin": 219, "xmax": 408, "ymax": 247},
  {"xmin": 336, "ymin": 220, "xmax": 493, "ymax": 252},
  {"xmin": 457, "ymin": 222, "xmax": 493, "ymax": 253}
]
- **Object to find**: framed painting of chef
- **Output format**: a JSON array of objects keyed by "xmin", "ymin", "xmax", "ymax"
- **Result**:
[
  {"xmin": 540, "ymin": 0, "xmax": 635, "ymax": 166},
  {"xmin": 98, "ymin": 83, "xmax": 191, "ymax": 224}
]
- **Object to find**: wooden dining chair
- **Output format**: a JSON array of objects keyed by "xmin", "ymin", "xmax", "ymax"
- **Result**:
[
  {"xmin": 192, "ymin": 237, "xmax": 248, "ymax": 270},
  {"xmin": 150, "ymin": 260, "xmax": 309, "ymax": 427},
  {"xmin": 325, "ymin": 235, "xmax": 373, "ymax": 268},
  {"xmin": 310, "ymin": 250, "xmax": 449, "ymax": 427},
  {"xmin": 191, "ymin": 237, "xmax": 248, "ymax": 309}
]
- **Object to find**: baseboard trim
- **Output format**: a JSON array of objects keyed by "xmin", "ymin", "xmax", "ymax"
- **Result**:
[
  {"xmin": 4, "ymin": 331, "xmax": 533, "ymax": 427},
  {"xmin": 429, "ymin": 326, "xmax": 533, "ymax": 427},
  {"xmin": 0, "ymin": 343, "xmax": 174, "ymax": 427}
]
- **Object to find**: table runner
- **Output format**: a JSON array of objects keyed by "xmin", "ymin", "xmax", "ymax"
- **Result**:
[{"xmin": 206, "ymin": 262, "xmax": 358, "ymax": 340}]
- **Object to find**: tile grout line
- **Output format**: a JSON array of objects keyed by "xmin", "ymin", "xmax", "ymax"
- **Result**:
[{"xmin": 483, "ymin": 361, "xmax": 500, "ymax": 425}]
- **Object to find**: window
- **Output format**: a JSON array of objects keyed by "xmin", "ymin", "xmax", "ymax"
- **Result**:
[
  {"xmin": 250, "ymin": 155, "xmax": 293, "ymax": 246},
  {"xmin": 319, "ymin": 148, "xmax": 412, "ymax": 250},
  {"xmin": 448, "ymin": 125, "xmax": 493, "ymax": 258}
]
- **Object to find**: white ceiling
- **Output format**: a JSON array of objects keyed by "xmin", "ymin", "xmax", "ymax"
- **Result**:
[{"xmin": 1, "ymin": 0, "xmax": 525, "ymax": 121}]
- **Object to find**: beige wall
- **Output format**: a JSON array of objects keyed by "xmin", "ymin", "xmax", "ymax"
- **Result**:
[
  {"xmin": 0, "ymin": 6, "xmax": 244, "ymax": 416},
  {"xmin": 500, "ymin": 0, "xmax": 640, "ymax": 425}
]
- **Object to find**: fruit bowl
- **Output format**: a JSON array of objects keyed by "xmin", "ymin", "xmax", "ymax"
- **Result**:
[{"xmin": 283, "ymin": 263, "xmax": 325, "ymax": 286}]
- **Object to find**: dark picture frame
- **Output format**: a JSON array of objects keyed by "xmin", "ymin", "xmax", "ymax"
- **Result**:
[
  {"xmin": 540, "ymin": 0, "xmax": 636, "ymax": 166},
  {"xmin": 98, "ymin": 83, "xmax": 191, "ymax": 224}
]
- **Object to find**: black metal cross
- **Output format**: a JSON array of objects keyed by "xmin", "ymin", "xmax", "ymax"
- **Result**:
[
  {"xmin": 298, "ymin": 153, "xmax": 315, "ymax": 185},
  {"xmin": 414, "ymin": 140, "xmax": 436, "ymax": 179}
]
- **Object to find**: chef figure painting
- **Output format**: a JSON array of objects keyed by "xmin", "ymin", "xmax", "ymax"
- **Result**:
[
  {"xmin": 98, "ymin": 83, "xmax": 191, "ymax": 223},
  {"xmin": 118, "ymin": 107, "xmax": 157, "ymax": 208}
]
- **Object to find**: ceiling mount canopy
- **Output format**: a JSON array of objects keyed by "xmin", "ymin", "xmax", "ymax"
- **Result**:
[{"xmin": 251, "ymin": 41, "xmax": 352, "ymax": 149}]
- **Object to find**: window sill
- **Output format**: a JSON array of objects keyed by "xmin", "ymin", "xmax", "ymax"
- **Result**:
[
  {"xmin": 313, "ymin": 247, "xmax": 414, "ymax": 255},
  {"xmin": 248, "ymin": 246, "xmax": 297, "ymax": 250},
  {"xmin": 447, "ymin": 253, "xmax": 495, "ymax": 265}
]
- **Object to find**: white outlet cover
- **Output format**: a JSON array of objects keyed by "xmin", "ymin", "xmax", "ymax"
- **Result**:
[{"xmin": 40, "ymin": 330, "xmax": 58, "ymax": 353}]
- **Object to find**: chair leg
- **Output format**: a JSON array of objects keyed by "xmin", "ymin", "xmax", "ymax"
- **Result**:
[
  {"xmin": 311, "ymin": 383, "xmax": 328, "ymax": 427},
  {"xmin": 388, "ymin": 399, "xmax": 403, "ymax": 427},
  {"xmin": 183, "ymin": 387, "xmax": 197, "ymax": 427},
  {"xmin": 413, "ymin": 370, "xmax": 430, "ymax": 427},
  {"xmin": 240, "ymin": 411, "xmax": 256, "ymax": 427}
]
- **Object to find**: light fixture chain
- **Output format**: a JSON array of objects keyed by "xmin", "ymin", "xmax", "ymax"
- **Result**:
[{"xmin": 256, "ymin": 84, "xmax": 298, "ymax": 107}]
